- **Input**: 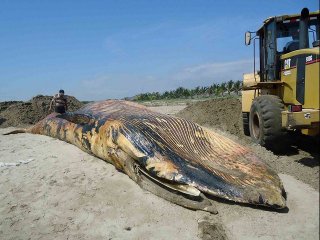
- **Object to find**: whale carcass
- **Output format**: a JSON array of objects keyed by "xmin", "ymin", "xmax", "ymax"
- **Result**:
[{"xmin": 5, "ymin": 100, "xmax": 286, "ymax": 212}]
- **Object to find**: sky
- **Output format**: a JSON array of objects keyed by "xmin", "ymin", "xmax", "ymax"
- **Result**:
[{"xmin": 0, "ymin": 0, "xmax": 318, "ymax": 101}]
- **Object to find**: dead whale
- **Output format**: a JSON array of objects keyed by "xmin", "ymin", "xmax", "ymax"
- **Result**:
[{"xmin": 5, "ymin": 100, "xmax": 286, "ymax": 212}]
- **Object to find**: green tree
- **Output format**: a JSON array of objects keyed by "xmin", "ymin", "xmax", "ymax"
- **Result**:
[
  {"xmin": 226, "ymin": 80, "xmax": 234, "ymax": 95},
  {"xmin": 220, "ymin": 82, "xmax": 227, "ymax": 96},
  {"xmin": 233, "ymin": 80, "xmax": 242, "ymax": 95},
  {"xmin": 209, "ymin": 83, "xmax": 219, "ymax": 96}
]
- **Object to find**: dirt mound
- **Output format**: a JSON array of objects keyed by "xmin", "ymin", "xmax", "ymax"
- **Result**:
[
  {"xmin": 0, "ymin": 95, "xmax": 84, "ymax": 128},
  {"xmin": 0, "ymin": 101, "xmax": 23, "ymax": 112},
  {"xmin": 176, "ymin": 97, "xmax": 244, "ymax": 138}
]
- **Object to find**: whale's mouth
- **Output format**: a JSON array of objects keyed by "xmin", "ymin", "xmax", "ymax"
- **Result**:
[
  {"xmin": 132, "ymin": 163, "xmax": 218, "ymax": 214},
  {"xmin": 134, "ymin": 163, "xmax": 201, "ymax": 197}
]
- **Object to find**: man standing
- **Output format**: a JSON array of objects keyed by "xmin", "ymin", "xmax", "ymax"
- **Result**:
[{"xmin": 49, "ymin": 89, "xmax": 68, "ymax": 114}]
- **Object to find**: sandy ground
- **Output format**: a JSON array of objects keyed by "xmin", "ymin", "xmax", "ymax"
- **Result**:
[{"xmin": 0, "ymin": 105, "xmax": 319, "ymax": 240}]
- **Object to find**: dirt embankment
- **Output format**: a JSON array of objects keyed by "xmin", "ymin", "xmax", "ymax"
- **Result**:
[
  {"xmin": 176, "ymin": 97, "xmax": 319, "ymax": 191},
  {"xmin": 176, "ymin": 98, "xmax": 244, "ymax": 137},
  {"xmin": 0, "ymin": 95, "xmax": 84, "ymax": 128}
]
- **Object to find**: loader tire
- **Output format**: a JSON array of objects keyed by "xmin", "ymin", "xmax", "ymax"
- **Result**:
[{"xmin": 249, "ymin": 95, "xmax": 285, "ymax": 150}]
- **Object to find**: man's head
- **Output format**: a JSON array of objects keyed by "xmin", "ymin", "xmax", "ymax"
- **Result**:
[{"xmin": 59, "ymin": 89, "xmax": 65, "ymax": 96}]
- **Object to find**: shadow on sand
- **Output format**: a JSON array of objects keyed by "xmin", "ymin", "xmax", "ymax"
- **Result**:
[{"xmin": 271, "ymin": 133, "xmax": 319, "ymax": 167}]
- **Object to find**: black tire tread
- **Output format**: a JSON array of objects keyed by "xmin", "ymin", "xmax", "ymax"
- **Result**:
[{"xmin": 249, "ymin": 95, "xmax": 285, "ymax": 150}]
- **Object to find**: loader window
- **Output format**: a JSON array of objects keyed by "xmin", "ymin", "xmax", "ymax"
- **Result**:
[
  {"xmin": 276, "ymin": 21, "xmax": 300, "ymax": 54},
  {"xmin": 265, "ymin": 21, "xmax": 277, "ymax": 81},
  {"xmin": 276, "ymin": 16, "xmax": 320, "ymax": 53},
  {"xmin": 308, "ymin": 22, "xmax": 319, "ymax": 47}
]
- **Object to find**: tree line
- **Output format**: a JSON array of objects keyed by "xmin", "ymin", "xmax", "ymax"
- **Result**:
[{"xmin": 133, "ymin": 80, "xmax": 242, "ymax": 101}]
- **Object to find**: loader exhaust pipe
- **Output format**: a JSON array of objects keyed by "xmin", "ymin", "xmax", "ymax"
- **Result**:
[{"xmin": 299, "ymin": 8, "xmax": 309, "ymax": 49}]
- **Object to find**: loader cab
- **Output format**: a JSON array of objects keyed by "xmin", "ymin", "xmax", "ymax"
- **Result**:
[{"xmin": 246, "ymin": 8, "xmax": 320, "ymax": 82}]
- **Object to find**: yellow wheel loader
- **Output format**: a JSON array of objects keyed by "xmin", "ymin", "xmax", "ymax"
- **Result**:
[{"xmin": 242, "ymin": 8, "xmax": 319, "ymax": 150}]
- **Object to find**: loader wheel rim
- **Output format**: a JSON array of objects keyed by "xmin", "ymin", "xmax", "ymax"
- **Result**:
[{"xmin": 252, "ymin": 112, "xmax": 261, "ymax": 139}]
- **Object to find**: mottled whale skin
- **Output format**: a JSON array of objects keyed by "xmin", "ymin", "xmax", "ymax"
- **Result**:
[{"xmin": 7, "ymin": 100, "xmax": 286, "ymax": 211}]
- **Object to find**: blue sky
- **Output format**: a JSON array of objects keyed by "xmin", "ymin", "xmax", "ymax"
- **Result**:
[{"xmin": 0, "ymin": 0, "xmax": 318, "ymax": 101}]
